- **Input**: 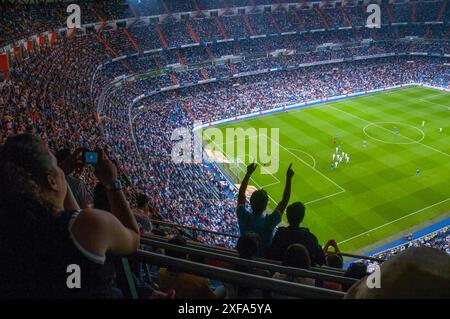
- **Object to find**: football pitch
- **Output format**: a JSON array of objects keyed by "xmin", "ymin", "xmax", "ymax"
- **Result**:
[{"xmin": 204, "ymin": 86, "xmax": 450, "ymax": 252}]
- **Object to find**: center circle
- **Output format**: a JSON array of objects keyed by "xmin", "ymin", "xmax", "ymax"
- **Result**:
[{"xmin": 363, "ymin": 122, "xmax": 425, "ymax": 145}]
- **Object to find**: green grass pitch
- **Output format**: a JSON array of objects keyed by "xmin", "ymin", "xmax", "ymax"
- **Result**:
[{"xmin": 204, "ymin": 86, "xmax": 450, "ymax": 252}]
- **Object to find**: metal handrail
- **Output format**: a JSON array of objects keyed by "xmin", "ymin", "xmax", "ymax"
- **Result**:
[
  {"xmin": 136, "ymin": 250, "xmax": 345, "ymax": 299},
  {"xmin": 340, "ymin": 252, "xmax": 385, "ymax": 263},
  {"xmin": 147, "ymin": 221, "xmax": 386, "ymax": 264},
  {"xmin": 151, "ymin": 219, "xmax": 240, "ymax": 238},
  {"xmin": 143, "ymin": 234, "xmax": 347, "ymax": 274},
  {"xmin": 141, "ymin": 238, "xmax": 357, "ymax": 286}
]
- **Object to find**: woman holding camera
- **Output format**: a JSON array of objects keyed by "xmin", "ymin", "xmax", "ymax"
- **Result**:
[{"xmin": 0, "ymin": 134, "xmax": 140, "ymax": 298}]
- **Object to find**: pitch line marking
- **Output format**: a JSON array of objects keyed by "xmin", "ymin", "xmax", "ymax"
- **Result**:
[
  {"xmin": 261, "ymin": 134, "xmax": 346, "ymax": 192},
  {"xmin": 363, "ymin": 122, "xmax": 425, "ymax": 145},
  {"xmin": 338, "ymin": 198, "xmax": 450, "ymax": 245},
  {"xmin": 260, "ymin": 181, "xmax": 281, "ymax": 188},
  {"xmin": 209, "ymin": 133, "xmax": 346, "ymax": 206},
  {"xmin": 304, "ymin": 189, "xmax": 346, "ymax": 205},
  {"xmin": 418, "ymin": 98, "xmax": 449, "ymax": 109},
  {"xmin": 330, "ymin": 105, "xmax": 450, "ymax": 158},
  {"xmin": 205, "ymin": 138, "xmax": 279, "ymax": 205},
  {"xmin": 366, "ymin": 88, "xmax": 449, "ymax": 109},
  {"xmin": 286, "ymin": 148, "xmax": 317, "ymax": 168},
  {"xmin": 205, "ymin": 135, "xmax": 281, "ymax": 184}
]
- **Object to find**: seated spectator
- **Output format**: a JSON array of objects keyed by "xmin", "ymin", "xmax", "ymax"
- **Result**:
[
  {"xmin": 225, "ymin": 232, "xmax": 272, "ymax": 299},
  {"xmin": 326, "ymin": 253, "xmax": 343, "ymax": 269},
  {"xmin": 157, "ymin": 235, "xmax": 223, "ymax": 299},
  {"xmin": 345, "ymin": 247, "xmax": 450, "ymax": 298},
  {"xmin": 55, "ymin": 148, "xmax": 93, "ymax": 209},
  {"xmin": 266, "ymin": 202, "xmax": 325, "ymax": 266},
  {"xmin": 236, "ymin": 163, "xmax": 294, "ymax": 256},
  {"xmin": 318, "ymin": 240, "xmax": 344, "ymax": 291},
  {"xmin": 133, "ymin": 193, "xmax": 153, "ymax": 235},
  {"xmin": 342, "ymin": 263, "xmax": 368, "ymax": 292},
  {"xmin": 0, "ymin": 134, "xmax": 140, "ymax": 298},
  {"xmin": 272, "ymin": 244, "xmax": 315, "ymax": 298}
]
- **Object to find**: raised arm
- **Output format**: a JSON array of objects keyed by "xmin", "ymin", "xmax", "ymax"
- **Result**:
[
  {"xmin": 323, "ymin": 239, "xmax": 340, "ymax": 255},
  {"xmin": 274, "ymin": 163, "xmax": 294, "ymax": 215},
  {"xmin": 237, "ymin": 163, "xmax": 258, "ymax": 207}
]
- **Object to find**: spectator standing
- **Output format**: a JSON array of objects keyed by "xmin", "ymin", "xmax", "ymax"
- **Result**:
[
  {"xmin": 236, "ymin": 163, "xmax": 294, "ymax": 256},
  {"xmin": 266, "ymin": 202, "xmax": 325, "ymax": 266}
]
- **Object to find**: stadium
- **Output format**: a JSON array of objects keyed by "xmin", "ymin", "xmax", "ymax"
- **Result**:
[{"xmin": 0, "ymin": 0, "xmax": 449, "ymax": 300}]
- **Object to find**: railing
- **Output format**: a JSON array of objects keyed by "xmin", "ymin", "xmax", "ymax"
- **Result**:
[
  {"xmin": 149, "ymin": 219, "xmax": 385, "ymax": 264},
  {"xmin": 141, "ymin": 237, "xmax": 358, "ymax": 286},
  {"xmin": 135, "ymin": 249, "xmax": 345, "ymax": 299},
  {"xmin": 151, "ymin": 219, "xmax": 239, "ymax": 241},
  {"xmin": 144, "ymin": 234, "xmax": 348, "ymax": 276}
]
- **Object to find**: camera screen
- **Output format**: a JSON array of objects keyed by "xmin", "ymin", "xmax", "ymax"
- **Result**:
[{"xmin": 84, "ymin": 151, "xmax": 98, "ymax": 164}]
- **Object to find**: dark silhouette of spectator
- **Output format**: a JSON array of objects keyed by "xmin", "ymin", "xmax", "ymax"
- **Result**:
[
  {"xmin": 0, "ymin": 134, "xmax": 140, "ymax": 298},
  {"xmin": 226, "ymin": 232, "xmax": 272, "ymax": 298},
  {"xmin": 346, "ymin": 247, "xmax": 450, "ymax": 298},
  {"xmin": 236, "ymin": 163, "xmax": 294, "ymax": 256},
  {"xmin": 272, "ymin": 244, "xmax": 316, "ymax": 297},
  {"xmin": 157, "ymin": 235, "xmax": 224, "ymax": 299},
  {"xmin": 266, "ymin": 201, "xmax": 325, "ymax": 265},
  {"xmin": 343, "ymin": 263, "xmax": 368, "ymax": 291}
]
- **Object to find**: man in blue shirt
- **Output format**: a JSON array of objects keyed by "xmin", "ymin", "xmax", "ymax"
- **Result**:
[{"xmin": 236, "ymin": 163, "xmax": 294, "ymax": 256}]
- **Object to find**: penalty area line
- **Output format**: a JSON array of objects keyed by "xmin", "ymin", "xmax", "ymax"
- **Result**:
[
  {"xmin": 338, "ymin": 198, "xmax": 450, "ymax": 245},
  {"xmin": 304, "ymin": 189, "xmax": 346, "ymax": 205}
]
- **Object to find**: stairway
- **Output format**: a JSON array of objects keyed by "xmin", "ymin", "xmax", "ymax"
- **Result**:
[
  {"xmin": 242, "ymin": 15, "xmax": 256, "ymax": 36},
  {"xmin": 293, "ymin": 9, "xmax": 305, "ymax": 30},
  {"xmin": 123, "ymin": 28, "xmax": 140, "ymax": 52},
  {"xmin": 340, "ymin": 7, "xmax": 352, "ymax": 27},
  {"xmin": 315, "ymin": 7, "xmax": 330, "ymax": 29},
  {"xmin": 205, "ymin": 45, "xmax": 216, "ymax": 62},
  {"xmin": 215, "ymin": 17, "xmax": 228, "ymax": 39},
  {"xmin": 187, "ymin": 21, "xmax": 200, "ymax": 43},
  {"xmin": 155, "ymin": 24, "xmax": 169, "ymax": 48},
  {"xmin": 436, "ymin": 1, "xmax": 447, "ymax": 22},
  {"xmin": 175, "ymin": 50, "xmax": 186, "ymax": 65},
  {"xmin": 384, "ymin": 3, "xmax": 395, "ymax": 23},
  {"xmin": 267, "ymin": 12, "xmax": 282, "ymax": 33}
]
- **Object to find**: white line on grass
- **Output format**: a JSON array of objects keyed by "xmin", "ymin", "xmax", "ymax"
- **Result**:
[
  {"xmin": 286, "ymin": 148, "xmax": 317, "ymax": 167},
  {"xmin": 418, "ymin": 98, "xmax": 449, "ymax": 109},
  {"xmin": 260, "ymin": 181, "xmax": 281, "ymax": 188},
  {"xmin": 206, "ymin": 138, "xmax": 279, "ymax": 205},
  {"xmin": 362, "ymin": 122, "xmax": 425, "ymax": 145},
  {"xmin": 367, "ymin": 88, "xmax": 449, "ymax": 109},
  {"xmin": 205, "ymin": 135, "xmax": 282, "ymax": 185},
  {"xmin": 261, "ymin": 134, "xmax": 347, "ymax": 206},
  {"xmin": 262, "ymin": 134, "xmax": 346, "ymax": 192},
  {"xmin": 329, "ymin": 105, "xmax": 450, "ymax": 158},
  {"xmin": 304, "ymin": 189, "xmax": 346, "ymax": 205},
  {"xmin": 338, "ymin": 198, "xmax": 450, "ymax": 245}
]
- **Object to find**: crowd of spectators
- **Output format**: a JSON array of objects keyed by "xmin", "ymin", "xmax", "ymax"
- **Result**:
[
  {"xmin": 369, "ymin": 226, "xmax": 450, "ymax": 262},
  {"xmin": 0, "ymin": 0, "xmax": 449, "ymax": 299},
  {"xmin": 2, "ymin": 0, "xmax": 449, "ymax": 49},
  {"xmin": 1, "ymin": 24, "xmax": 449, "ymax": 248}
]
